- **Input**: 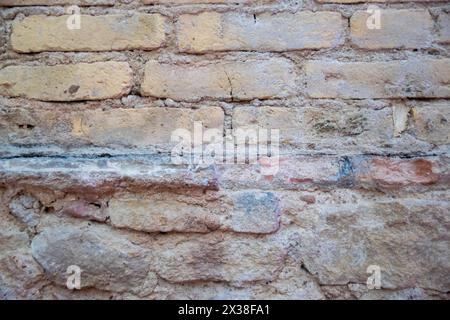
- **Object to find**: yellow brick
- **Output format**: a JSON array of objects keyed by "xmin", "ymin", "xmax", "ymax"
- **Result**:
[
  {"xmin": 305, "ymin": 59, "xmax": 450, "ymax": 99},
  {"xmin": 12, "ymin": 14, "xmax": 166, "ymax": 53},
  {"xmin": 141, "ymin": 58, "xmax": 296, "ymax": 101},
  {"xmin": 177, "ymin": 11, "xmax": 345, "ymax": 52},
  {"xmin": 0, "ymin": 62, "xmax": 132, "ymax": 101},
  {"xmin": 350, "ymin": 10, "xmax": 433, "ymax": 49},
  {"xmin": 0, "ymin": 107, "xmax": 224, "ymax": 150},
  {"xmin": 71, "ymin": 107, "xmax": 224, "ymax": 147}
]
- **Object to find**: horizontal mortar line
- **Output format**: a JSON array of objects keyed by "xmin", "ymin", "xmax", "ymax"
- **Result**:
[{"xmin": 0, "ymin": 152, "xmax": 445, "ymax": 161}]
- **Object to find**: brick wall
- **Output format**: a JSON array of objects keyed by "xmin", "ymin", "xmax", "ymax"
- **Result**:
[{"xmin": 0, "ymin": 0, "xmax": 449, "ymax": 299}]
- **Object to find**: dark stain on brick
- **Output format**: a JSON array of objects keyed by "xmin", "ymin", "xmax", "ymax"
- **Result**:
[
  {"xmin": 338, "ymin": 156, "xmax": 355, "ymax": 187},
  {"xmin": 68, "ymin": 85, "xmax": 80, "ymax": 94},
  {"xmin": 234, "ymin": 192, "xmax": 279, "ymax": 217}
]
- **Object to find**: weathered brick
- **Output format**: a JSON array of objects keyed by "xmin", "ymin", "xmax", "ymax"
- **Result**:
[
  {"xmin": 11, "ymin": 14, "xmax": 166, "ymax": 52},
  {"xmin": 317, "ymin": 0, "xmax": 447, "ymax": 2},
  {"xmin": 141, "ymin": 58, "xmax": 296, "ymax": 101},
  {"xmin": 218, "ymin": 156, "xmax": 341, "ymax": 190},
  {"xmin": 177, "ymin": 11, "xmax": 345, "ymax": 52},
  {"xmin": 410, "ymin": 103, "xmax": 450, "ymax": 146},
  {"xmin": 288, "ymin": 198, "xmax": 450, "ymax": 291},
  {"xmin": 233, "ymin": 106, "xmax": 390, "ymax": 152},
  {"xmin": 108, "ymin": 196, "xmax": 220, "ymax": 233},
  {"xmin": 229, "ymin": 191, "xmax": 280, "ymax": 233},
  {"xmin": 59, "ymin": 200, "xmax": 108, "ymax": 222},
  {"xmin": 0, "ymin": 62, "xmax": 132, "ymax": 101},
  {"xmin": 143, "ymin": 0, "xmax": 264, "ymax": 3},
  {"xmin": 150, "ymin": 231, "xmax": 286, "ymax": 283},
  {"xmin": 232, "ymin": 105, "xmax": 447, "ymax": 154},
  {"xmin": 0, "ymin": 0, "xmax": 113, "ymax": 5},
  {"xmin": 437, "ymin": 12, "xmax": 450, "ymax": 44},
  {"xmin": 0, "ymin": 157, "xmax": 219, "ymax": 192},
  {"xmin": 31, "ymin": 225, "xmax": 153, "ymax": 293},
  {"xmin": 31, "ymin": 223, "xmax": 287, "ymax": 285},
  {"xmin": 350, "ymin": 10, "xmax": 433, "ymax": 49},
  {"xmin": 305, "ymin": 59, "xmax": 450, "ymax": 99},
  {"xmin": 218, "ymin": 154, "xmax": 450, "ymax": 191},
  {"xmin": 0, "ymin": 106, "xmax": 223, "ymax": 151},
  {"xmin": 107, "ymin": 191, "xmax": 280, "ymax": 234},
  {"xmin": 356, "ymin": 157, "xmax": 440, "ymax": 189}
]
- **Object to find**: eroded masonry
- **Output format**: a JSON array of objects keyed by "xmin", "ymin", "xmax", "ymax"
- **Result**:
[{"xmin": 0, "ymin": 0, "xmax": 449, "ymax": 300}]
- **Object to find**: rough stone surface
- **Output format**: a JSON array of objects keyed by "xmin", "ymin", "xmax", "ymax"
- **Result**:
[
  {"xmin": 9, "ymin": 194, "xmax": 41, "ymax": 228},
  {"xmin": 31, "ymin": 224, "xmax": 153, "ymax": 294},
  {"xmin": 287, "ymin": 199, "xmax": 450, "ymax": 291},
  {"xmin": 148, "ymin": 231, "xmax": 288, "ymax": 283},
  {"xmin": 0, "ymin": 62, "xmax": 132, "ymax": 101},
  {"xmin": 12, "ymin": 14, "xmax": 166, "ymax": 53}
]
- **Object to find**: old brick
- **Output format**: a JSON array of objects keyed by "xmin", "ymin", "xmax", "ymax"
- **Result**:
[
  {"xmin": 0, "ymin": 106, "xmax": 223, "ymax": 151},
  {"xmin": 305, "ymin": 59, "xmax": 450, "ymax": 99},
  {"xmin": 0, "ymin": 251, "xmax": 45, "ymax": 299},
  {"xmin": 108, "ymin": 191, "xmax": 279, "ymax": 234},
  {"xmin": 356, "ymin": 157, "xmax": 439, "ymax": 188},
  {"xmin": 149, "ymin": 261, "xmax": 323, "ymax": 299},
  {"xmin": 69, "ymin": 107, "xmax": 223, "ymax": 148},
  {"xmin": 350, "ymin": 10, "xmax": 433, "ymax": 49},
  {"xmin": 410, "ymin": 103, "xmax": 450, "ymax": 146},
  {"xmin": 288, "ymin": 199, "xmax": 450, "ymax": 291},
  {"xmin": 9, "ymin": 194, "xmax": 41, "ymax": 228},
  {"xmin": 150, "ymin": 232, "xmax": 286, "ymax": 283},
  {"xmin": 218, "ymin": 156, "xmax": 341, "ymax": 190},
  {"xmin": 177, "ymin": 11, "xmax": 345, "ymax": 52},
  {"xmin": 0, "ymin": 0, "xmax": 113, "ymax": 5},
  {"xmin": 12, "ymin": 14, "xmax": 166, "ymax": 52},
  {"xmin": 317, "ymin": 0, "xmax": 447, "ymax": 2},
  {"xmin": 229, "ymin": 191, "xmax": 280, "ymax": 233},
  {"xmin": 31, "ymin": 224, "xmax": 153, "ymax": 293},
  {"xmin": 2, "ymin": 0, "xmax": 450, "ymax": 301},
  {"xmin": 437, "ymin": 12, "xmax": 450, "ymax": 44},
  {"xmin": 141, "ymin": 58, "xmax": 296, "ymax": 101},
  {"xmin": 32, "ymin": 222, "xmax": 287, "ymax": 285},
  {"xmin": 60, "ymin": 200, "xmax": 107, "ymax": 222},
  {"xmin": 0, "ymin": 157, "xmax": 219, "ymax": 192},
  {"xmin": 108, "ymin": 196, "xmax": 221, "ymax": 233},
  {"xmin": 233, "ymin": 106, "xmax": 387, "ymax": 150},
  {"xmin": 143, "ymin": 0, "xmax": 265, "ymax": 3},
  {"xmin": 232, "ymin": 106, "xmax": 443, "ymax": 155},
  {"xmin": 0, "ymin": 62, "xmax": 132, "ymax": 101}
]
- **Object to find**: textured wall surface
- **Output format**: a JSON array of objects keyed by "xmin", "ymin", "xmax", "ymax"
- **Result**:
[{"xmin": 0, "ymin": 0, "xmax": 449, "ymax": 300}]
